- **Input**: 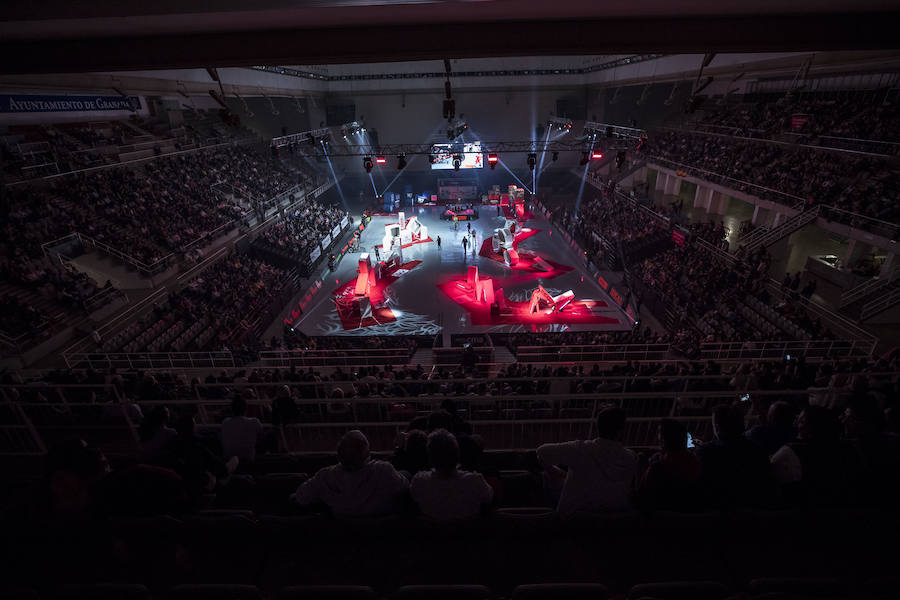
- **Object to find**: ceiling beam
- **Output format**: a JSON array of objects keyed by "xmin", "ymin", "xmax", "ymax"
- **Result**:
[{"xmin": 1, "ymin": 13, "xmax": 898, "ymax": 75}]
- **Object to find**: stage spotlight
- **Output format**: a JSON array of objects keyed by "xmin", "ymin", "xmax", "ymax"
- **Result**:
[
  {"xmin": 375, "ymin": 156, "xmax": 387, "ymax": 165},
  {"xmin": 397, "ymin": 154, "xmax": 407, "ymax": 170},
  {"xmin": 363, "ymin": 156, "xmax": 373, "ymax": 173},
  {"xmin": 488, "ymin": 153, "xmax": 498, "ymax": 170},
  {"xmin": 580, "ymin": 152, "xmax": 590, "ymax": 166},
  {"xmin": 547, "ymin": 117, "xmax": 573, "ymax": 133},
  {"xmin": 453, "ymin": 154, "xmax": 462, "ymax": 171},
  {"xmin": 527, "ymin": 153, "xmax": 536, "ymax": 170},
  {"xmin": 591, "ymin": 151, "xmax": 604, "ymax": 160},
  {"xmin": 552, "ymin": 151, "xmax": 559, "ymax": 162}
]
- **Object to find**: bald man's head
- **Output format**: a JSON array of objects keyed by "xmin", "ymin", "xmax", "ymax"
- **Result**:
[{"xmin": 337, "ymin": 430, "xmax": 370, "ymax": 471}]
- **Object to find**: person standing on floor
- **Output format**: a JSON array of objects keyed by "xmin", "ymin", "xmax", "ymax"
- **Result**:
[
  {"xmin": 437, "ymin": 235, "xmax": 442, "ymax": 250},
  {"xmin": 462, "ymin": 235, "xmax": 469, "ymax": 254}
]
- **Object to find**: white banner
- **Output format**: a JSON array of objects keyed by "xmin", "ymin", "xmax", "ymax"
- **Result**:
[
  {"xmin": 331, "ymin": 224, "xmax": 341, "ymax": 239},
  {"xmin": 341, "ymin": 216, "xmax": 349, "ymax": 229},
  {"xmin": 322, "ymin": 234, "xmax": 332, "ymax": 248},
  {"xmin": 309, "ymin": 246, "xmax": 321, "ymax": 264}
]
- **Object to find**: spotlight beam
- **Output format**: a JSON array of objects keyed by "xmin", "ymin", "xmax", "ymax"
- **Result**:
[
  {"xmin": 321, "ymin": 139, "xmax": 347, "ymax": 210},
  {"xmin": 574, "ymin": 139, "xmax": 595, "ymax": 219},
  {"xmin": 497, "ymin": 159, "xmax": 533, "ymax": 195}
]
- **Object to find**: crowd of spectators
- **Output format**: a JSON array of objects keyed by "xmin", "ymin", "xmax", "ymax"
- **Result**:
[
  {"xmin": 2, "ymin": 142, "xmax": 304, "ymax": 270},
  {"xmin": 254, "ymin": 196, "xmax": 347, "ymax": 267},
  {"xmin": 631, "ymin": 236, "xmax": 835, "ymax": 350},
  {"xmin": 97, "ymin": 253, "xmax": 292, "ymax": 354},
  {"xmin": 693, "ymin": 91, "xmax": 900, "ymax": 148},
  {"xmin": 645, "ymin": 130, "xmax": 900, "ymax": 225},
  {"xmin": 543, "ymin": 186, "xmax": 669, "ymax": 271},
  {"xmin": 11, "ymin": 346, "xmax": 898, "ymax": 522}
]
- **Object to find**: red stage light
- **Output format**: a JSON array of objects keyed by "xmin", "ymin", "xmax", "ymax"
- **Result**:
[
  {"xmin": 487, "ymin": 153, "xmax": 498, "ymax": 163},
  {"xmin": 591, "ymin": 152, "xmax": 604, "ymax": 159},
  {"xmin": 375, "ymin": 156, "xmax": 387, "ymax": 164}
]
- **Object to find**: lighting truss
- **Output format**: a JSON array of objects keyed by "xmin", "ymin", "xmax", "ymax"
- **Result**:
[
  {"xmin": 582, "ymin": 121, "xmax": 647, "ymax": 140},
  {"xmin": 268, "ymin": 138, "xmax": 645, "ymax": 157},
  {"xmin": 340, "ymin": 121, "xmax": 365, "ymax": 137},
  {"xmin": 271, "ymin": 127, "xmax": 331, "ymax": 148},
  {"xmin": 547, "ymin": 117, "xmax": 573, "ymax": 132}
]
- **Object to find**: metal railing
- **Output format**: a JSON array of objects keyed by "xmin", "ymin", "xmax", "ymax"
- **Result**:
[
  {"xmin": 2, "ymin": 381, "xmax": 841, "ymax": 455},
  {"xmin": 5, "ymin": 136, "xmax": 259, "ymax": 187},
  {"xmin": 83, "ymin": 286, "xmax": 128, "ymax": 314},
  {"xmin": 741, "ymin": 205, "xmax": 820, "ymax": 253},
  {"xmin": 258, "ymin": 348, "xmax": 414, "ymax": 368},
  {"xmin": 817, "ymin": 205, "xmax": 900, "ymax": 243},
  {"xmin": 62, "ymin": 352, "xmax": 236, "ymax": 370},
  {"xmin": 646, "ymin": 156, "xmax": 808, "ymax": 206},
  {"xmin": 839, "ymin": 265, "xmax": 900, "ymax": 307},
  {"xmin": 698, "ymin": 339, "xmax": 874, "ymax": 361},
  {"xmin": 780, "ymin": 132, "xmax": 900, "ymax": 157},
  {"xmin": 647, "ymin": 158, "xmax": 900, "ymax": 242},
  {"xmin": 77, "ymin": 232, "xmax": 176, "ymax": 276},
  {"xmin": 694, "ymin": 238, "xmax": 878, "ymax": 352},
  {"xmin": 860, "ymin": 284, "xmax": 900, "ymax": 322},
  {"xmin": 515, "ymin": 344, "xmax": 671, "ymax": 363}
]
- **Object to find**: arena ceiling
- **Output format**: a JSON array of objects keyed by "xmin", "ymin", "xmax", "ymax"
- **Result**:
[{"xmin": 1, "ymin": 0, "xmax": 898, "ymax": 74}]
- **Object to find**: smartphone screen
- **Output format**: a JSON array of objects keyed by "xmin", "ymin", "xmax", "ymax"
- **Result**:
[{"xmin": 686, "ymin": 432, "xmax": 694, "ymax": 448}]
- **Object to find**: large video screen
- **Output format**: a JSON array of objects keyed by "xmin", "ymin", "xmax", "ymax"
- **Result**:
[{"xmin": 431, "ymin": 142, "xmax": 483, "ymax": 170}]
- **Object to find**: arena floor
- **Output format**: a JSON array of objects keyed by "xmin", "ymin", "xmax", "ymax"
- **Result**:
[{"xmin": 287, "ymin": 201, "xmax": 633, "ymax": 337}]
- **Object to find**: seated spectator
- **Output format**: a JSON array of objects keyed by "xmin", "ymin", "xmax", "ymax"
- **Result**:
[
  {"xmin": 772, "ymin": 406, "xmax": 865, "ymax": 507},
  {"xmin": 842, "ymin": 396, "xmax": 900, "ymax": 504},
  {"xmin": 43, "ymin": 438, "xmax": 189, "ymax": 520},
  {"xmin": 746, "ymin": 400, "xmax": 798, "ymax": 456},
  {"xmin": 696, "ymin": 404, "xmax": 774, "ymax": 508},
  {"xmin": 272, "ymin": 385, "xmax": 299, "ymax": 426},
  {"xmin": 440, "ymin": 398, "xmax": 474, "ymax": 435},
  {"xmin": 392, "ymin": 429, "xmax": 429, "ymax": 478},
  {"xmin": 221, "ymin": 393, "xmax": 264, "ymax": 462},
  {"xmin": 637, "ymin": 419, "xmax": 702, "ymax": 511},
  {"xmin": 138, "ymin": 406, "xmax": 177, "ymax": 463},
  {"xmin": 291, "ymin": 430, "xmax": 408, "ymax": 517},
  {"xmin": 170, "ymin": 415, "xmax": 233, "ymax": 500},
  {"xmin": 410, "ymin": 429, "xmax": 494, "ymax": 520},
  {"xmin": 537, "ymin": 405, "xmax": 637, "ymax": 515}
]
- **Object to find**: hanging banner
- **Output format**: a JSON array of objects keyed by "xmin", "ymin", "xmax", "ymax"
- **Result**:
[
  {"xmin": 0, "ymin": 94, "xmax": 142, "ymax": 113},
  {"xmin": 308, "ymin": 246, "xmax": 322, "ymax": 264},
  {"xmin": 331, "ymin": 224, "xmax": 341, "ymax": 239}
]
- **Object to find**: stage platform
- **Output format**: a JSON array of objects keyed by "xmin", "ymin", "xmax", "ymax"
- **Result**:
[{"xmin": 286, "ymin": 205, "xmax": 633, "ymax": 336}]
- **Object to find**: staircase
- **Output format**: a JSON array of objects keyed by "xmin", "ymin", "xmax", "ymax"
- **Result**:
[
  {"xmin": 410, "ymin": 347, "xmax": 433, "ymax": 369},
  {"xmin": 740, "ymin": 205, "xmax": 819, "ymax": 253},
  {"xmin": 493, "ymin": 346, "xmax": 517, "ymax": 365},
  {"xmin": 859, "ymin": 279, "xmax": 900, "ymax": 321},
  {"xmin": 840, "ymin": 265, "xmax": 900, "ymax": 308}
]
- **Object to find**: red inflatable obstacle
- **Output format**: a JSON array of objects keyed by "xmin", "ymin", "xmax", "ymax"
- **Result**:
[
  {"xmin": 438, "ymin": 274, "xmax": 619, "ymax": 327},
  {"xmin": 528, "ymin": 285, "xmax": 576, "ymax": 314},
  {"xmin": 464, "ymin": 266, "xmax": 499, "ymax": 305},
  {"xmin": 333, "ymin": 254, "xmax": 422, "ymax": 329}
]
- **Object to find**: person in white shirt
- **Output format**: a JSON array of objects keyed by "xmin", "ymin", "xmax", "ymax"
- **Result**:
[
  {"xmin": 221, "ymin": 394, "xmax": 263, "ymax": 462},
  {"xmin": 292, "ymin": 430, "xmax": 408, "ymax": 517},
  {"xmin": 411, "ymin": 429, "xmax": 493, "ymax": 520},
  {"xmin": 537, "ymin": 405, "xmax": 637, "ymax": 515}
]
